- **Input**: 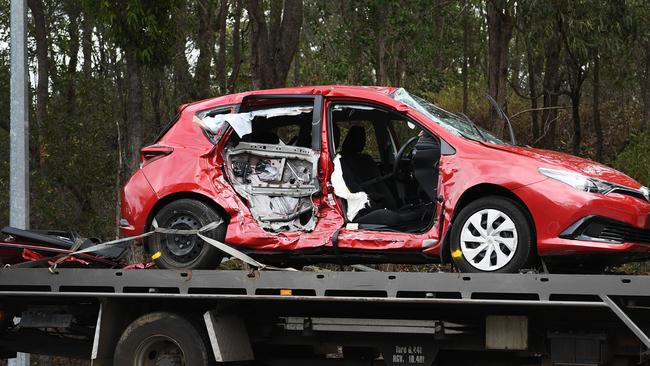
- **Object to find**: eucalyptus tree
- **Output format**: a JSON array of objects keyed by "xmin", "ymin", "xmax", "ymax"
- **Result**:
[{"xmin": 82, "ymin": 0, "xmax": 181, "ymax": 179}]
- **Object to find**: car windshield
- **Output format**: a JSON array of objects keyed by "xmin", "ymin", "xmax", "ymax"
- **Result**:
[{"xmin": 391, "ymin": 88, "xmax": 508, "ymax": 145}]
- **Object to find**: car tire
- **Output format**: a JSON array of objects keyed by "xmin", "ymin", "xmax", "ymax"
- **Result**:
[
  {"xmin": 113, "ymin": 312, "xmax": 213, "ymax": 366},
  {"xmin": 149, "ymin": 199, "xmax": 225, "ymax": 270},
  {"xmin": 450, "ymin": 196, "xmax": 534, "ymax": 273}
]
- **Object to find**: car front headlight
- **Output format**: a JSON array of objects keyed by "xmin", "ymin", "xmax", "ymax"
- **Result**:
[{"xmin": 538, "ymin": 168, "xmax": 615, "ymax": 194}]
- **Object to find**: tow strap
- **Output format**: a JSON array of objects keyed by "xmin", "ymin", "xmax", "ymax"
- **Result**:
[{"xmin": 48, "ymin": 219, "xmax": 296, "ymax": 272}]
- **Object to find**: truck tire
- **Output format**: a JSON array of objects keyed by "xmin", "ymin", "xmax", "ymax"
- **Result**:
[
  {"xmin": 113, "ymin": 312, "xmax": 213, "ymax": 366},
  {"xmin": 149, "ymin": 199, "xmax": 225, "ymax": 270},
  {"xmin": 450, "ymin": 196, "xmax": 534, "ymax": 273}
]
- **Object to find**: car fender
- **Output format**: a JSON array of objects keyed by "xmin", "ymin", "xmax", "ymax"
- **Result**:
[{"xmin": 428, "ymin": 149, "xmax": 545, "ymax": 259}]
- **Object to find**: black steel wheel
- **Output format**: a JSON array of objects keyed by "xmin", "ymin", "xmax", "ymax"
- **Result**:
[
  {"xmin": 149, "ymin": 199, "xmax": 225, "ymax": 270},
  {"xmin": 113, "ymin": 312, "xmax": 213, "ymax": 366}
]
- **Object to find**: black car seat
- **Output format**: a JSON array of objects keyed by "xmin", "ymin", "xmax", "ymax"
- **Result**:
[
  {"xmin": 339, "ymin": 126, "xmax": 398, "ymax": 210},
  {"xmin": 337, "ymin": 125, "xmax": 428, "ymax": 227},
  {"xmin": 412, "ymin": 134, "xmax": 441, "ymax": 202}
]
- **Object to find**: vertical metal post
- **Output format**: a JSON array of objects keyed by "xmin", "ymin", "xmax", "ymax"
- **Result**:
[
  {"xmin": 9, "ymin": 0, "xmax": 29, "ymax": 229},
  {"xmin": 9, "ymin": 0, "xmax": 30, "ymax": 365}
]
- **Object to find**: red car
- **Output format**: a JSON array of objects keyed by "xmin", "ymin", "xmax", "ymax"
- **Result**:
[{"xmin": 120, "ymin": 86, "xmax": 650, "ymax": 273}]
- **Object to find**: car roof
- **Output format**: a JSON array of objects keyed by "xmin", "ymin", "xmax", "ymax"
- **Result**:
[{"xmin": 181, "ymin": 85, "xmax": 400, "ymax": 113}]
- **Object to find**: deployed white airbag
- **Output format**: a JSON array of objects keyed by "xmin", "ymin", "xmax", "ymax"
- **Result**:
[{"xmin": 331, "ymin": 155, "xmax": 369, "ymax": 221}]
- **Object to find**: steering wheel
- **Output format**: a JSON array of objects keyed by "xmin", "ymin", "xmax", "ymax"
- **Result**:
[
  {"xmin": 357, "ymin": 135, "xmax": 420, "ymax": 189},
  {"xmin": 392, "ymin": 136, "xmax": 420, "ymax": 178}
]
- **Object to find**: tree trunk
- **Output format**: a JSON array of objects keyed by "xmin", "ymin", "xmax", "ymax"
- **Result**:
[
  {"xmin": 486, "ymin": 0, "xmax": 513, "ymax": 136},
  {"xmin": 592, "ymin": 51, "xmax": 603, "ymax": 161},
  {"xmin": 432, "ymin": 0, "xmax": 445, "ymax": 71},
  {"xmin": 195, "ymin": 0, "xmax": 216, "ymax": 99},
  {"xmin": 540, "ymin": 39, "xmax": 561, "ymax": 149},
  {"xmin": 249, "ymin": 0, "xmax": 303, "ymax": 89},
  {"xmin": 526, "ymin": 44, "xmax": 539, "ymax": 141},
  {"xmin": 150, "ymin": 69, "xmax": 165, "ymax": 131},
  {"xmin": 571, "ymin": 92, "xmax": 581, "ymax": 155},
  {"xmin": 172, "ymin": 0, "xmax": 194, "ymax": 102},
  {"xmin": 28, "ymin": 0, "xmax": 49, "ymax": 167},
  {"xmin": 64, "ymin": 0, "xmax": 81, "ymax": 117},
  {"xmin": 377, "ymin": 33, "xmax": 387, "ymax": 85},
  {"xmin": 229, "ymin": 0, "xmax": 243, "ymax": 92},
  {"xmin": 81, "ymin": 10, "xmax": 93, "ymax": 77},
  {"xmin": 124, "ymin": 48, "xmax": 144, "ymax": 180},
  {"xmin": 642, "ymin": 41, "xmax": 650, "ymax": 131},
  {"xmin": 462, "ymin": 0, "xmax": 469, "ymax": 114},
  {"xmin": 215, "ymin": 0, "xmax": 228, "ymax": 94},
  {"xmin": 293, "ymin": 42, "xmax": 301, "ymax": 86}
]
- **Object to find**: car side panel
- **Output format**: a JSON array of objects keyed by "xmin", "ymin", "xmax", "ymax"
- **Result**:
[
  {"xmin": 120, "ymin": 169, "xmax": 158, "ymax": 236},
  {"xmin": 419, "ymin": 141, "xmax": 547, "ymax": 255},
  {"xmin": 140, "ymin": 109, "xmax": 345, "ymax": 251}
]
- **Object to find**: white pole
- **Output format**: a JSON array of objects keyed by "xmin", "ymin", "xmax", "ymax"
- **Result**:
[
  {"xmin": 9, "ymin": 0, "xmax": 29, "ymax": 228},
  {"xmin": 9, "ymin": 0, "xmax": 30, "ymax": 364}
]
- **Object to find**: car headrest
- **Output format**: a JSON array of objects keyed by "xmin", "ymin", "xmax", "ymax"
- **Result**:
[{"xmin": 341, "ymin": 125, "xmax": 366, "ymax": 155}]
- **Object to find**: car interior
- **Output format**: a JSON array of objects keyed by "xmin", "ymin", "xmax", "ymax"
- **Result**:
[
  {"xmin": 220, "ymin": 103, "xmax": 320, "ymax": 232},
  {"xmin": 218, "ymin": 101, "xmax": 440, "ymax": 234},
  {"xmin": 330, "ymin": 104, "xmax": 439, "ymax": 233}
]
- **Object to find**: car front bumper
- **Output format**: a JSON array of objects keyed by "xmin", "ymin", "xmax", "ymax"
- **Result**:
[{"xmin": 514, "ymin": 178, "xmax": 650, "ymax": 257}]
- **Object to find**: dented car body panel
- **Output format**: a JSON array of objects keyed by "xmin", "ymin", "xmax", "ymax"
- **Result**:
[{"xmin": 120, "ymin": 85, "xmax": 650, "ymax": 263}]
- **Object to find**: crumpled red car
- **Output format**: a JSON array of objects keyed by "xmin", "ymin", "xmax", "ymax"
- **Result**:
[{"xmin": 119, "ymin": 86, "xmax": 650, "ymax": 273}]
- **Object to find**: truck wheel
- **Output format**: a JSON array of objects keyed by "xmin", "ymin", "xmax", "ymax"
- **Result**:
[
  {"xmin": 149, "ymin": 199, "xmax": 225, "ymax": 270},
  {"xmin": 450, "ymin": 196, "xmax": 534, "ymax": 273},
  {"xmin": 113, "ymin": 312, "xmax": 213, "ymax": 366}
]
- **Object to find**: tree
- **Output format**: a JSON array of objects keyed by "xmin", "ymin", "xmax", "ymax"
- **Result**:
[
  {"xmin": 248, "ymin": 0, "xmax": 303, "ymax": 89},
  {"xmin": 83, "ymin": 0, "xmax": 181, "ymax": 179},
  {"xmin": 195, "ymin": 0, "xmax": 217, "ymax": 99},
  {"xmin": 229, "ymin": 0, "xmax": 244, "ymax": 92},
  {"xmin": 486, "ymin": 0, "xmax": 513, "ymax": 137},
  {"xmin": 27, "ymin": 0, "xmax": 48, "ymax": 167},
  {"xmin": 639, "ymin": 40, "xmax": 650, "ymax": 130}
]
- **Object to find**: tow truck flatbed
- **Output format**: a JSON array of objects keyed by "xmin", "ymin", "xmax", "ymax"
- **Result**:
[{"xmin": 0, "ymin": 268, "xmax": 648, "ymax": 365}]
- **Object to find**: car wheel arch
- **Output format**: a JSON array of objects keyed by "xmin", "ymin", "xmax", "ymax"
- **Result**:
[
  {"xmin": 144, "ymin": 191, "xmax": 230, "ymax": 252},
  {"xmin": 440, "ymin": 183, "xmax": 537, "ymax": 263}
]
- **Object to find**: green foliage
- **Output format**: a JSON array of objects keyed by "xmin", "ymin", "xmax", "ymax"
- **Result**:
[
  {"xmin": 82, "ymin": 0, "xmax": 181, "ymax": 66},
  {"xmin": 615, "ymin": 133, "xmax": 650, "ymax": 186}
]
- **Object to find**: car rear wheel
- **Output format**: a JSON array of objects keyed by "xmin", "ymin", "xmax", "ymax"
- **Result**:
[
  {"xmin": 450, "ymin": 196, "xmax": 534, "ymax": 273},
  {"xmin": 149, "ymin": 199, "xmax": 225, "ymax": 270}
]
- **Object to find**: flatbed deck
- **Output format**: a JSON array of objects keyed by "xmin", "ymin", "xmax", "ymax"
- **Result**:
[
  {"xmin": 0, "ymin": 268, "xmax": 649, "ymax": 365},
  {"xmin": 0, "ymin": 268, "xmax": 646, "ymax": 304}
]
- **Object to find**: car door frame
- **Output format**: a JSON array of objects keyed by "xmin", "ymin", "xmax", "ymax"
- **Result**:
[
  {"xmin": 239, "ymin": 94, "xmax": 324, "ymax": 151},
  {"xmin": 323, "ymin": 97, "xmax": 444, "ymax": 252}
]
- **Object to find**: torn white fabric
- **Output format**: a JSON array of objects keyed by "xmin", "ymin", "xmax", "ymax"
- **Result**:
[
  {"xmin": 197, "ymin": 106, "xmax": 314, "ymax": 137},
  {"xmin": 331, "ymin": 155, "xmax": 369, "ymax": 221}
]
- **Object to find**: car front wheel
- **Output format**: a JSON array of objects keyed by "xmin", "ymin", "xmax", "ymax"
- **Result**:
[{"xmin": 450, "ymin": 196, "xmax": 534, "ymax": 273}]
